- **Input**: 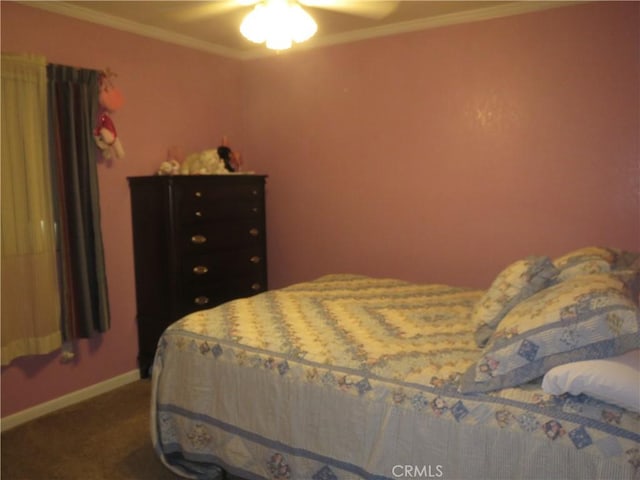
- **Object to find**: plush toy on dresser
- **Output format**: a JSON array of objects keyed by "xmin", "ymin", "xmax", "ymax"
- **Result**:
[
  {"xmin": 157, "ymin": 146, "xmax": 184, "ymax": 176},
  {"xmin": 156, "ymin": 137, "xmax": 241, "ymax": 175},
  {"xmin": 217, "ymin": 135, "xmax": 242, "ymax": 172},
  {"xmin": 157, "ymin": 159, "xmax": 181, "ymax": 175},
  {"xmin": 180, "ymin": 148, "xmax": 228, "ymax": 175}
]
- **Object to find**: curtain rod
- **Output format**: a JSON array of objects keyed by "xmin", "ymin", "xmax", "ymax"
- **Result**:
[{"xmin": 46, "ymin": 62, "xmax": 107, "ymax": 76}]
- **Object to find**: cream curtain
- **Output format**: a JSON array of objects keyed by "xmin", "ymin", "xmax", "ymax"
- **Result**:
[{"xmin": 1, "ymin": 54, "xmax": 62, "ymax": 365}]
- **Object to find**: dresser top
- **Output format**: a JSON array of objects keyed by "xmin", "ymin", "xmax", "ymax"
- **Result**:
[{"xmin": 128, "ymin": 174, "xmax": 267, "ymax": 185}]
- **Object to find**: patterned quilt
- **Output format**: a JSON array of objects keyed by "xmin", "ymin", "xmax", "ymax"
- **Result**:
[{"xmin": 151, "ymin": 274, "xmax": 640, "ymax": 480}]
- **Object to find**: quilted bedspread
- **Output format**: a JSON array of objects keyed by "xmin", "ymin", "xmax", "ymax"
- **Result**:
[{"xmin": 151, "ymin": 274, "xmax": 640, "ymax": 480}]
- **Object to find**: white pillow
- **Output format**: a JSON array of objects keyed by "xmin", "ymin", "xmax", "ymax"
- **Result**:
[{"xmin": 542, "ymin": 349, "xmax": 640, "ymax": 413}]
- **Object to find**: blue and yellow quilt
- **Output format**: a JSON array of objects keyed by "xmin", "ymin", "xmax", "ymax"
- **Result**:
[{"xmin": 152, "ymin": 274, "xmax": 640, "ymax": 479}]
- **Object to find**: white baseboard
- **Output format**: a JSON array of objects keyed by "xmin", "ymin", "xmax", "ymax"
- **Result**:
[{"xmin": 1, "ymin": 369, "xmax": 141, "ymax": 432}]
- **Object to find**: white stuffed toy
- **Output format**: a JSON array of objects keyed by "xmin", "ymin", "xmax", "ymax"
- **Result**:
[
  {"xmin": 200, "ymin": 149, "xmax": 228, "ymax": 174},
  {"xmin": 180, "ymin": 149, "xmax": 227, "ymax": 175},
  {"xmin": 94, "ymin": 111, "xmax": 125, "ymax": 159},
  {"xmin": 157, "ymin": 159, "xmax": 180, "ymax": 176}
]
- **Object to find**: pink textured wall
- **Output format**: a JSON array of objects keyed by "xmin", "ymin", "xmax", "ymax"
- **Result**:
[
  {"xmin": 241, "ymin": 1, "xmax": 639, "ymax": 289},
  {"xmin": 1, "ymin": 1, "xmax": 638, "ymax": 418}
]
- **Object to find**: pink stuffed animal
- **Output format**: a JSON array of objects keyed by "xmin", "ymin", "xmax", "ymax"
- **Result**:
[{"xmin": 94, "ymin": 70, "xmax": 125, "ymax": 159}]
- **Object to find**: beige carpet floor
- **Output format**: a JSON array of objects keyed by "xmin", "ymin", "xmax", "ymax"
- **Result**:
[{"xmin": 1, "ymin": 380, "xmax": 200, "ymax": 479}]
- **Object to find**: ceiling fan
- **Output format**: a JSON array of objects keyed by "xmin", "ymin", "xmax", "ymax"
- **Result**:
[{"xmin": 177, "ymin": 0, "xmax": 399, "ymax": 50}]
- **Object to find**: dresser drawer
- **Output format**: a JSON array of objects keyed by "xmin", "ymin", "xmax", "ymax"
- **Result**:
[
  {"xmin": 180, "ymin": 198, "xmax": 264, "ymax": 223},
  {"xmin": 181, "ymin": 182, "xmax": 262, "ymax": 203},
  {"xmin": 179, "ymin": 276, "xmax": 267, "ymax": 315},
  {"xmin": 181, "ymin": 248, "xmax": 266, "ymax": 283},
  {"xmin": 180, "ymin": 219, "xmax": 265, "ymax": 253},
  {"xmin": 179, "ymin": 183, "xmax": 263, "ymax": 219}
]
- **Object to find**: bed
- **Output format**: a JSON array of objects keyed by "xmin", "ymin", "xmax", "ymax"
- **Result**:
[{"xmin": 151, "ymin": 247, "xmax": 640, "ymax": 480}]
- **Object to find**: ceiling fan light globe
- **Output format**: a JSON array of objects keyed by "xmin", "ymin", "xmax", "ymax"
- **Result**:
[
  {"xmin": 266, "ymin": 35, "xmax": 293, "ymax": 50},
  {"xmin": 240, "ymin": 0, "xmax": 317, "ymax": 50},
  {"xmin": 289, "ymin": 4, "xmax": 317, "ymax": 43},
  {"xmin": 240, "ymin": 4, "xmax": 267, "ymax": 43}
]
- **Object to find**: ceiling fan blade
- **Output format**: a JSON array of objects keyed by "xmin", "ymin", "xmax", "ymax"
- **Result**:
[
  {"xmin": 173, "ymin": 0, "xmax": 257, "ymax": 22},
  {"xmin": 299, "ymin": 0, "xmax": 398, "ymax": 19}
]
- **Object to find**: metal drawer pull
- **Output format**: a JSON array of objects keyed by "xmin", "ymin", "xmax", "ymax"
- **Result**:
[
  {"xmin": 252, "ymin": 189, "xmax": 258, "ymax": 196},
  {"xmin": 193, "ymin": 265, "xmax": 209, "ymax": 275},
  {"xmin": 250, "ymin": 256, "xmax": 261, "ymax": 264},
  {"xmin": 194, "ymin": 296, "xmax": 209, "ymax": 305},
  {"xmin": 251, "ymin": 283, "xmax": 262, "ymax": 291},
  {"xmin": 251, "ymin": 207, "xmax": 259, "ymax": 213},
  {"xmin": 249, "ymin": 228, "xmax": 259, "ymax": 237},
  {"xmin": 194, "ymin": 191, "xmax": 203, "ymax": 198},
  {"xmin": 191, "ymin": 234, "xmax": 207, "ymax": 244},
  {"xmin": 195, "ymin": 211, "xmax": 203, "ymax": 217}
]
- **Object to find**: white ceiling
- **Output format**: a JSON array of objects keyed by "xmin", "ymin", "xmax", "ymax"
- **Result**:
[{"xmin": 28, "ymin": 1, "xmax": 577, "ymax": 60}]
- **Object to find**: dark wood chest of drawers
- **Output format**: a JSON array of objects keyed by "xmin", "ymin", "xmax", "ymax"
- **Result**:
[{"xmin": 128, "ymin": 175, "xmax": 268, "ymax": 376}]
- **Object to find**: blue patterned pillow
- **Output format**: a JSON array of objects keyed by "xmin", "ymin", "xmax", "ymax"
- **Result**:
[
  {"xmin": 472, "ymin": 256, "xmax": 558, "ymax": 347},
  {"xmin": 460, "ymin": 272, "xmax": 640, "ymax": 394},
  {"xmin": 553, "ymin": 246, "xmax": 617, "ymax": 281},
  {"xmin": 554, "ymin": 246, "xmax": 640, "ymax": 277},
  {"xmin": 612, "ymin": 248, "xmax": 640, "ymax": 271}
]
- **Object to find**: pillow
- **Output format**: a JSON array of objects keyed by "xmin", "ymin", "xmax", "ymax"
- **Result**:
[
  {"xmin": 472, "ymin": 256, "xmax": 558, "ymax": 347},
  {"xmin": 460, "ymin": 272, "xmax": 639, "ymax": 394},
  {"xmin": 553, "ymin": 246, "xmax": 617, "ymax": 281},
  {"xmin": 554, "ymin": 246, "xmax": 618, "ymax": 266},
  {"xmin": 611, "ymin": 248, "xmax": 640, "ymax": 271},
  {"xmin": 541, "ymin": 349, "xmax": 640, "ymax": 412},
  {"xmin": 611, "ymin": 268, "xmax": 640, "ymax": 306}
]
